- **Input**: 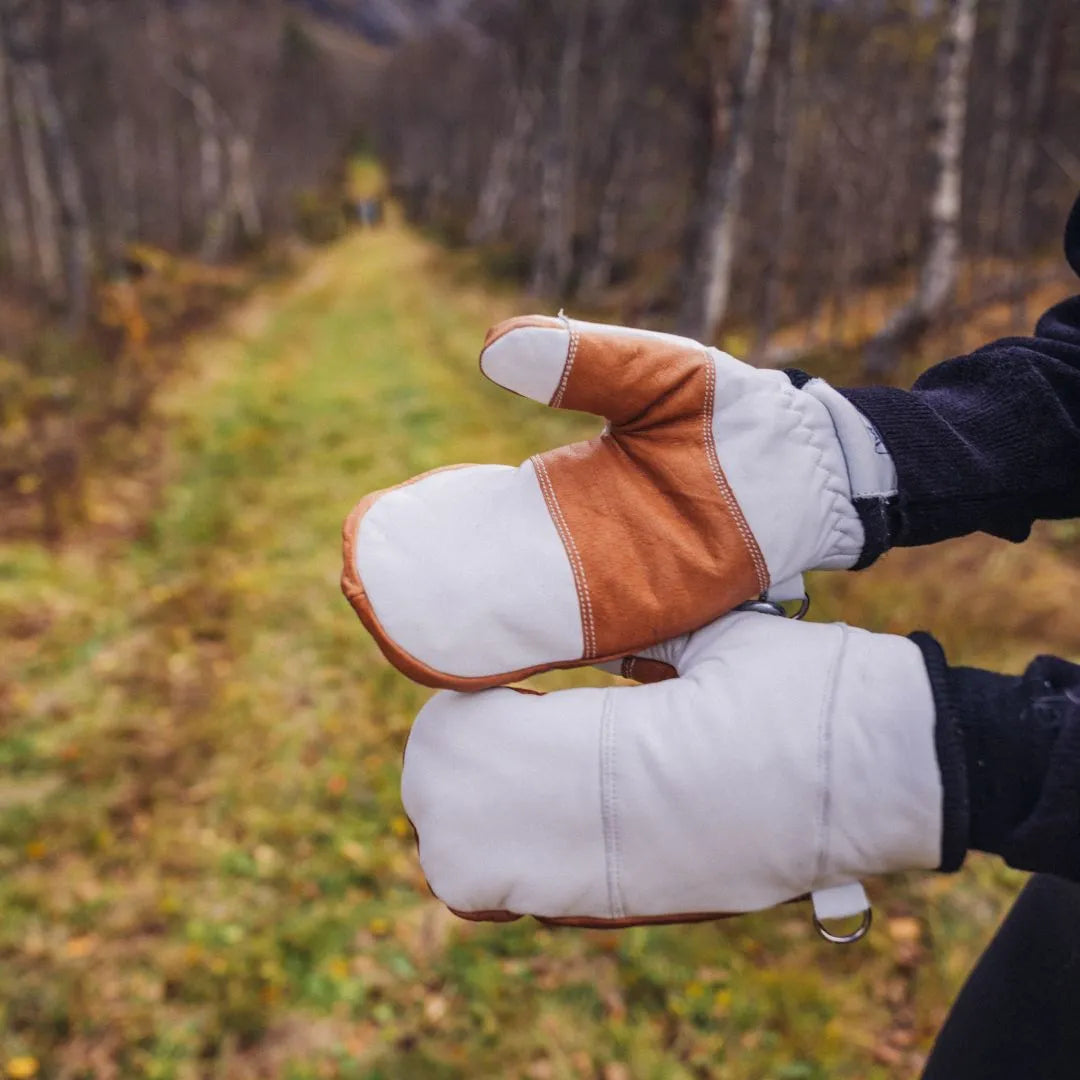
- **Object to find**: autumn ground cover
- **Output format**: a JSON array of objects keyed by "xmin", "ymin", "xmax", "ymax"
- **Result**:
[{"xmin": 1, "ymin": 215, "xmax": 1075, "ymax": 1079}]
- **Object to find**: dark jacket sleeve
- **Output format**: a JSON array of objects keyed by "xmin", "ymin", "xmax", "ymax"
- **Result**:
[
  {"xmin": 834, "ymin": 194, "xmax": 1080, "ymax": 565},
  {"xmin": 914, "ymin": 634, "xmax": 1080, "ymax": 882}
]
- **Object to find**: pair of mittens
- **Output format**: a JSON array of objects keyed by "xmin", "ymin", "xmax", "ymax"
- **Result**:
[{"xmin": 343, "ymin": 316, "xmax": 930, "ymax": 933}]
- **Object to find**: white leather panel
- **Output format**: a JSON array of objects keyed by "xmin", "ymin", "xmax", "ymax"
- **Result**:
[
  {"xmin": 811, "ymin": 881, "xmax": 870, "ymax": 921},
  {"xmin": 403, "ymin": 687, "xmax": 610, "ymax": 918},
  {"xmin": 709, "ymin": 350, "xmax": 865, "ymax": 577},
  {"xmin": 802, "ymin": 378, "xmax": 898, "ymax": 499},
  {"xmin": 479, "ymin": 325, "xmax": 570, "ymax": 404},
  {"xmin": 355, "ymin": 462, "xmax": 583, "ymax": 677},
  {"xmin": 827, "ymin": 629, "xmax": 941, "ymax": 878}
]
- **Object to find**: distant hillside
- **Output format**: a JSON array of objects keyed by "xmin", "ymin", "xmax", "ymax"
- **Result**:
[{"xmin": 294, "ymin": 0, "xmax": 467, "ymax": 45}]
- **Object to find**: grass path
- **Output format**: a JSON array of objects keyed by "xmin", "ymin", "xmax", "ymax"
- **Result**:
[{"xmin": 0, "ymin": 220, "xmax": 1062, "ymax": 1079}]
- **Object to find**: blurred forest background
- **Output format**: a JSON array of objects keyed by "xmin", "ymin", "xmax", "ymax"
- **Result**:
[{"xmin": 2, "ymin": 0, "xmax": 1080, "ymax": 1077}]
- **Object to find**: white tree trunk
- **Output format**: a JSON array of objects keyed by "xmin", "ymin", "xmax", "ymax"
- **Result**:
[
  {"xmin": 864, "ymin": 0, "xmax": 979, "ymax": 376},
  {"xmin": 9, "ymin": 64, "xmax": 63, "ymax": 299},
  {"xmin": 578, "ymin": 135, "xmax": 632, "ymax": 300},
  {"xmin": 577, "ymin": 0, "xmax": 630, "ymax": 301},
  {"xmin": 468, "ymin": 81, "xmax": 539, "ymax": 245},
  {"xmin": 226, "ymin": 129, "xmax": 262, "ymax": 243},
  {"xmin": 0, "ymin": 37, "xmax": 33, "ymax": 279},
  {"xmin": 677, "ymin": 0, "xmax": 772, "ymax": 342},
  {"xmin": 114, "ymin": 111, "xmax": 140, "ymax": 245},
  {"xmin": 754, "ymin": 0, "xmax": 809, "ymax": 356},
  {"xmin": 188, "ymin": 50, "xmax": 230, "ymax": 262},
  {"xmin": 23, "ymin": 56, "xmax": 94, "ymax": 328},
  {"xmin": 530, "ymin": 0, "xmax": 587, "ymax": 298},
  {"xmin": 977, "ymin": 0, "xmax": 1021, "ymax": 255},
  {"xmin": 1003, "ymin": 0, "xmax": 1055, "ymax": 257}
]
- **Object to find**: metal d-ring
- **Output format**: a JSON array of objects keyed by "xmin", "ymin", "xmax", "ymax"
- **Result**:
[
  {"xmin": 790, "ymin": 594, "xmax": 811, "ymax": 620},
  {"xmin": 813, "ymin": 906, "xmax": 872, "ymax": 945},
  {"xmin": 737, "ymin": 595, "xmax": 811, "ymax": 620},
  {"xmin": 737, "ymin": 599, "xmax": 786, "ymax": 617}
]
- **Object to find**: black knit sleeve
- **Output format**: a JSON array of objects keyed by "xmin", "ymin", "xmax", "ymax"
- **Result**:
[
  {"xmin": 832, "ymin": 194, "xmax": 1080, "ymax": 564},
  {"xmin": 911, "ymin": 633, "xmax": 1080, "ymax": 881}
]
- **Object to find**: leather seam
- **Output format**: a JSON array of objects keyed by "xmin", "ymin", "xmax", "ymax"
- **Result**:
[
  {"xmin": 812, "ymin": 628, "xmax": 847, "ymax": 890},
  {"xmin": 549, "ymin": 325, "xmax": 579, "ymax": 408},
  {"xmin": 599, "ymin": 691, "xmax": 625, "ymax": 919},
  {"xmin": 703, "ymin": 356, "xmax": 769, "ymax": 594},
  {"xmin": 533, "ymin": 454, "xmax": 596, "ymax": 659}
]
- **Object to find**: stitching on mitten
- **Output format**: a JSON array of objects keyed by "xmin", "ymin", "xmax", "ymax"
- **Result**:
[
  {"xmin": 550, "ymin": 326, "xmax": 579, "ymax": 409},
  {"xmin": 812, "ymin": 627, "xmax": 848, "ymax": 890},
  {"xmin": 533, "ymin": 454, "xmax": 596, "ymax": 659},
  {"xmin": 702, "ymin": 357, "xmax": 769, "ymax": 594},
  {"xmin": 780, "ymin": 383, "xmax": 864, "ymax": 567},
  {"xmin": 599, "ymin": 691, "xmax": 626, "ymax": 919}
]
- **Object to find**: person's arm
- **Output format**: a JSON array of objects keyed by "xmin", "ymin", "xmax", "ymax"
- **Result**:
[
  {"xmin": 918, "ymin": 635, "xmax": 1080, "ymax": 880},
  {"xmin": 796, "ymin": 194, "xmax": 1080, "ymax": 566}
]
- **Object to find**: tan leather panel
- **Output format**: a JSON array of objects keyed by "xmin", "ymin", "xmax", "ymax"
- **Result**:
[{"xmin": 534, "ymin": 330, "xmax": 766, "ymax": 660}]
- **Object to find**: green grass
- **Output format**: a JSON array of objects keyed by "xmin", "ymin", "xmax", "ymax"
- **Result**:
[{"xmin": 0, "ymin": 218, "xmax": 1050, "ymax": 1078}]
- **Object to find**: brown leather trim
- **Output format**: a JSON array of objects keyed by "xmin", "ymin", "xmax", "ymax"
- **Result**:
[
  {"xmin": 481, "ymin": 313, "xmax": 564, "ymax": 353},
  {"xmin": 446, "ymin": 895, "xmax": 809, "ymax": 930},
  {"xmin": 621, "ymin": 656, "xmax": 677, "ymax": 684},
  {"xmin": 449, "ymin": 906, "xmax": 524, "ymax": 923},
  {"xmin": 341, "ymin": 471, "xmax": 641, "ymax": 691}
]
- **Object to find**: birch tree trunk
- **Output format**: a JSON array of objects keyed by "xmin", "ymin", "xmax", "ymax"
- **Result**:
[
  {"xmin": 676, "ymin": 0, "xmax": 772, "ymax": 342},
  {"xmin": 114, "ymin": 111, "xmax": 139, "ymax": 246},
  {"xmin": 529, "ymin": 0, "xmax": 587, "ymax": 298},
  {"xmin": 468, "ymin": 79, "xmax": 539, "ymax": 245},
  {"xmin": 23, "ymin": 55, "xmax": 93, "ymax": 328},
  {"xmin": 187, "ymin": 48, "xmax": 230, "ymax": 263},
  {"xmin": 863, "ymin": 0, "xmax": 979, "ymax": 377},
  {"xmin": 0, "ymin": 36, "xmax": 33, "ymax": 279},
  {"xmin": 225, "ymin": 127, "xmax": 262, "ymax": 244},
  {"xmin": 754, "ymin": 0, "xmax": 808, "ymax": 356},
  {"xmin": 9, "ymin": 64, "xmax": 63, "ymax": 299},
  {"xmin": 1003, "ymin": 0, "xmax": 1057, "ymax": 322},
  {"xmin": 977, "ymin": 0, "xmax": 1021, "ymax": 256},
  {"xmin": 578, "ymin": 134, "xmax": 632, "ymax": 301},
  {"xmin": 577, "ymin": 0, "xmax": 631, "ymax": 301},
  {"xmin": 1003, "ymin": 0, "xmax": 1056, "ymax": 259}
]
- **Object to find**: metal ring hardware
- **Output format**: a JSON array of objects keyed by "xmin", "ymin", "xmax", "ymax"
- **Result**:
[
  {"xmin": 813, "ymin": 906, "xmax": 872, "ymax": 945},
  {"xmin": 789, "ymin": 594, "xmax": 811, "ymax": 620},
  {"xmin": 737, "ymin": 595, "xmax": 811, "ymax": 620},
  {"xmin": 737, "ymin": 600, "xmax": 786, "ymax": 617}
]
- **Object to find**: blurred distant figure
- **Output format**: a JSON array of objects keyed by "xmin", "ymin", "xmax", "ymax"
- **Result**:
[{"xmin": 347, "ymin": 197, "xmax": 384, "ymax": 228}]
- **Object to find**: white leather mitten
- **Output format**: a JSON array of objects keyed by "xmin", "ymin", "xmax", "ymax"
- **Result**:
[
  {"xmin": 343, "ymin": 315, "xmax": 896, "ymax": 690},
  {"xmin": 401, "ymin": 611, "xmax": 940, "ymax": 933}
]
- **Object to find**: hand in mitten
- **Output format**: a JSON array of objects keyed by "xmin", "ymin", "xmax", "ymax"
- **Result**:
[
  {"xmin": 401, "ymin": 610, "xmax": 941, "ymax": 935},
  {"xmin": 343, "ymin": 316, "xmax": 896, "ymax": 689}
]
